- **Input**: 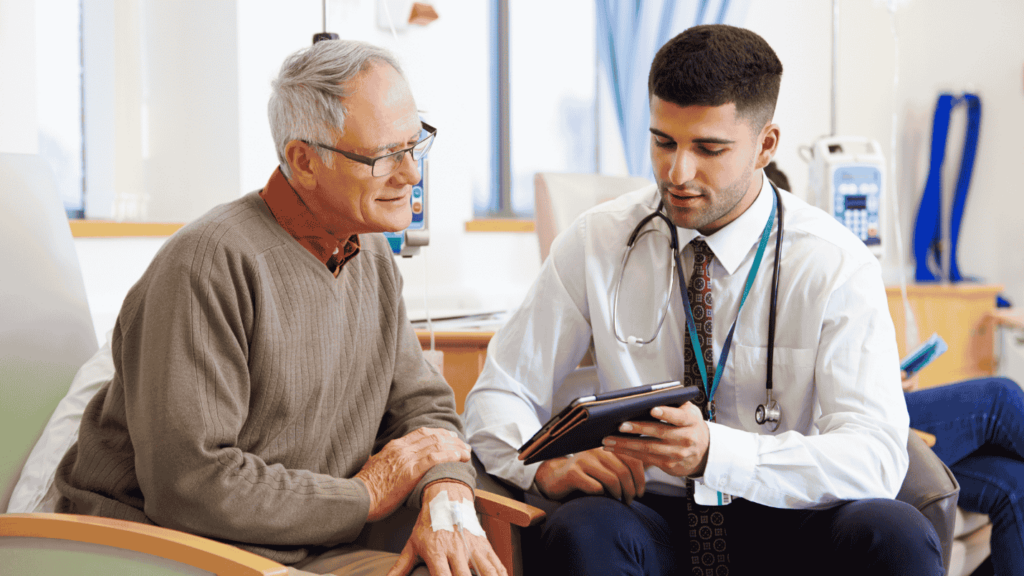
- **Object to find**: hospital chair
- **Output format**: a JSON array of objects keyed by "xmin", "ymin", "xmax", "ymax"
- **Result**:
[
  {"xmin": 0, "ymin": 152, "xmax": 543, "ymax": 576},
  {"xmin": 534, "ymin": 172, "xmax": 653, "ymax": 262},
  {"xmin": 533, "ymin": 172, "xmax": 964, "ymax": 574}
]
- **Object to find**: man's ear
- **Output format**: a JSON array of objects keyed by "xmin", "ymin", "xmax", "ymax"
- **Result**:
[
  {"xmin": 754, "ymin": 123, "xmax": 781, "ymax": 171},
  {"xmin": 285, "ymin": 140, "xmax": 320, "ymax": 191}
]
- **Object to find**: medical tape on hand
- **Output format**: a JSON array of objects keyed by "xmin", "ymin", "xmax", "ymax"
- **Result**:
[{"xmin": 428, "ymin": 490, "xmax": 485, "ymax": 537}]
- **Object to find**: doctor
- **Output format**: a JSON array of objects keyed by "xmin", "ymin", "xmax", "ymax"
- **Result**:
[{"xmin": 464, "ymin": 24, "xmax": 942, "ymax": 575}]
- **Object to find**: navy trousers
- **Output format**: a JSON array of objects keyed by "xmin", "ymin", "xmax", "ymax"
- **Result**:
[
  {"xmin": 907, "ymin": 377, "xmax": 1024, "ymax": 575},
  {"xmin": 536, "ymin": 492, "xmax": 942, "ymax": 576}
]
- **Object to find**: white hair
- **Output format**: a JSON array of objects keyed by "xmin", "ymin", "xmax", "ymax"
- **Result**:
[{"xmin": 268, "ymin": 40, "xmax": 404, "ymax": 178}]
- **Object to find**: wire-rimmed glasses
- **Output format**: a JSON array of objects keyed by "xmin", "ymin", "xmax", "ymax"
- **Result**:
[{"xmin": 302, "ymin": 121, "xmax": 436, "ymax": 178}]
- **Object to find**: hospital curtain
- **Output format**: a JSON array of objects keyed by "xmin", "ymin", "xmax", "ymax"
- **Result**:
[{"xmin": 595, "ymin": 0, "xmax": 750, "ymax": 178}]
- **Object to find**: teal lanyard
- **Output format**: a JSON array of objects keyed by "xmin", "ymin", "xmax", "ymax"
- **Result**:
[{"xmin": 677, "ymin": 192, "xmax": 777, "ymax": 421}]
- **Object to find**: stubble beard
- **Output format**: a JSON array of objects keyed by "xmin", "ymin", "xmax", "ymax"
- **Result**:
[{"xmin": 658, "ymin": 166, "xmax": 754, "ymax": 233}]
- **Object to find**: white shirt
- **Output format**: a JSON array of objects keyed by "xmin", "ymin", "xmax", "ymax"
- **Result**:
[{"xmin": 463, "ymin": 173, "xmax": 909, "ymax": 510}]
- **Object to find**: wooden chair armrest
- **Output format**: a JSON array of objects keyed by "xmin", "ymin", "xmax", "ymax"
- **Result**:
[
  {"xmin": 912, "ymin": 428, "xmax": 937, "ymax": 448},
  {"xmin": 474, "ymin": 489, "xmax": 546, "ymax": 576},
  {"xmin": 0, "ymin": 499, "xmax": 544, "ymax": 576},
  {"xmin": 474, "ymin": 489, "xmax": 546, "ymax": 528},
  {"xmin": 0, "ymin": 513, "xmax": 288, "ymax": 576},
  {"xmin": 986, "ymin": 309, "xmax": 1024, "ymax": 330}
]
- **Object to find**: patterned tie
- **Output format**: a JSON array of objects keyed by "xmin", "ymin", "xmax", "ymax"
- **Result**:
[
  {"xmin": 684, "ymin": 238, "xmax": 731, "ymax": 575},
  {"xmin": 685, "ymin": 238, "xmax": 716, "ymax": 418}
]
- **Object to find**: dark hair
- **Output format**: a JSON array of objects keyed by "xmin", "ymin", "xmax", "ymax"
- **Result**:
[
  {"xmin": 648, "ymin": 25, "xmax": 783, "ymax": 130},
  {"xmin": 764, "ymin": 161, "xmax": 790, "ymax": 191}
]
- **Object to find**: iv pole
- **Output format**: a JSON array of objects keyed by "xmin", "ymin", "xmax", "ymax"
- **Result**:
[{"xmin": 313, "ymin": 0, "xmax": 339, "ymax": 43}]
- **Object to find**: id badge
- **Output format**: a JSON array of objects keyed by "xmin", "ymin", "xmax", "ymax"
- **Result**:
[{"xmin": 693, "ymin": 480, "xmax": 732, "ymax": 506}]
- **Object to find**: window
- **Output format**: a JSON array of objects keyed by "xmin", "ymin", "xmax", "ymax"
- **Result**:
[
  {"xmin": 475, "ymin": 0, "xmax": 598, "ymax": 218},
  {"xmin": 35, "ymin": 0, "xmax": 84, "ymax": 218}
]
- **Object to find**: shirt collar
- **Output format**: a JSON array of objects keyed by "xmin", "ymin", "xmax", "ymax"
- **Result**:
[
  {"xmin": 675, "ymin": 171, "xmax": 773, "ymax": 276},
  {"xmin": 259, "ymin": 168, "xmax": 360, "ymax": 276}
]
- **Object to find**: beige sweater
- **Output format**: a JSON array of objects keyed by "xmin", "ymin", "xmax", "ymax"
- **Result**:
[{"xmin": 55, "ymin": 192, "xmax": 473, "ymax": 564}]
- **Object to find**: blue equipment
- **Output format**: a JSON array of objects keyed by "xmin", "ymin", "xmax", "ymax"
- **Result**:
[
  {"xmin": 383, "ymin": 156, "xmax": 429, "ymax": 257},
  {"xmin": 913, "ymin": 93, "xmax": 981, "ymax": 282}
]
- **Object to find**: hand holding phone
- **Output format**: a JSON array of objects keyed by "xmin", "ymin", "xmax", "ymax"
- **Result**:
[{"xmin": 901, "ymin": 333, "xmax": 948, "ymax": 379}]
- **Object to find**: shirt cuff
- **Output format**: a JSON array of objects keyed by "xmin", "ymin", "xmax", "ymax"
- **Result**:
[{"xmin": 701, "ymin": 422, "xmax": 757, "ymax": 496}]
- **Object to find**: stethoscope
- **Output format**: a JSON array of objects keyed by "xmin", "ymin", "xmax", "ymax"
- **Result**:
[{"xmin": 611, "ymin": 182, "xmax": 785, "ymax": 431}]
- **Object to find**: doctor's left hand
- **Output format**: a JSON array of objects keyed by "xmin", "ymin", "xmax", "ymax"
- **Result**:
[
  {"xmin": 387, "ymin": 481, "xmax": 506, "ymax": 576},
  {"xmin": 601, "ymin": 402, "xmax": 710, "ymax": 478}
]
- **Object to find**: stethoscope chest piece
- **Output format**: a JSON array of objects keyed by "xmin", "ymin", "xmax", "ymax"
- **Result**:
[{"xmin": 754, "ymin": 391, "xmax": 782, "ymax": 432}]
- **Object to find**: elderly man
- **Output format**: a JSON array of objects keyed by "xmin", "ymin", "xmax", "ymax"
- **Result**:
[{"xmin": 54, "ymin": 40, "xmax": 503, "ymax": 576}]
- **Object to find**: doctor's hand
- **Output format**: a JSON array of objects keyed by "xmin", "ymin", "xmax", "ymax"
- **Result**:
[
  {"xmin": 387, "ymin": 481, "xmax": 507, "ymax": 576},
  {"xmin": 534, "ymin": 448, "xmax": 646, "ymax": 504},
  {"xmin": 356, "ymin": 427, "xmax": 471, "ymax": 522},
  {"xmin": 601, "ymin": 402, "xmax": 710, "ymax": 478}
]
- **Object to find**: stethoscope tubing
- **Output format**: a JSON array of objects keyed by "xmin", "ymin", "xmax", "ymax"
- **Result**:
[
  {"xmin": 611, "ymin": 216, "xmax": 679, "ymax": 347},
  {"xmin": 610, "ymin": 183, "xmax": 785, "ymax": 428},
  {"xmin": 767, "ymin": 184, "xmax": 784, "ymax": 393},
  {"xmin": 760, "ymin": 184, "xmax": 784, "ymax": 431}
]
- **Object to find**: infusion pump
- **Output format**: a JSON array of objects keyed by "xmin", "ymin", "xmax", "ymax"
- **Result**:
[
  {"xmin": 807, "ymin": 136, "xmax": 884, "ymax": 258},
  {"xmin": 383, "ymin": 157, "xmax": 429, "ymax": 257}
]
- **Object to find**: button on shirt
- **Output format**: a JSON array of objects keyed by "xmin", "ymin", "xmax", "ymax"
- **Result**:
[{"xmin": 463, "ymin": 173, "xmax": 909, "ymax": 509}]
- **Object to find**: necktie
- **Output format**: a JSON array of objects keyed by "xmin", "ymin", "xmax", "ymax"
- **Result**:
[
  {"xmin": 685, "ymin": 238, "xmax": 716, "ymax": 418},
  {"xmin": 684, "ymin": 238, "xmax": 731, "ymax": 575}
]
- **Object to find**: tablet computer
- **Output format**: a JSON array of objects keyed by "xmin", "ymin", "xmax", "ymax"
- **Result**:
[{"xmin": 517, "ymin": 381, "xmax": 701, "ymax": 465}]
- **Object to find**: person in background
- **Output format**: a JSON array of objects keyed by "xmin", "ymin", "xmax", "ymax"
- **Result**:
[
  {"xmin": 464, "ymin": 24, "xmax": 941, "ymax": 576},
  {"xmin": 54, "ymin": 39, "xmax": 505, "ymax": 576},
  {"xmin": 904, "ymin": 376, "xmax": 1024, "ymax": 576}
]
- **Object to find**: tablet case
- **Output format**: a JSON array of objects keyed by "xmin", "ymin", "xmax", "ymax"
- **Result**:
[{"xmin": 518, "ymin": 381, "xmax": 701, "ymax": 465}]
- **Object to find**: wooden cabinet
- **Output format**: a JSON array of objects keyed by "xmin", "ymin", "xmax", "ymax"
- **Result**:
[
  {"xmin": 886, "ymin": 284, "xmax": 1002, "ymax": 389},
  {"xmin": 416, "ymin": 330, "xmax": 494, "ymax": 413}
]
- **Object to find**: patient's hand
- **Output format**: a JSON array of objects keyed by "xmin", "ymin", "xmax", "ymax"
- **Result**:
[
  {"xmin": 601, "ymin": 402, "xmax": 709, "ymax": 478},
  {"xmin": 534, "ymin": 448, "xmax": 646, "ymax": 504},
  {"xmin": 387, "ymin": 481, "xmax": 507, "ymax": 576},
  {"xmin": 356, "ymin": 427, "xmax": 471, "ymax": 522}
]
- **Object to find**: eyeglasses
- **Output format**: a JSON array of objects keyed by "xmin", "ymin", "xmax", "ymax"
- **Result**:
[{"xmin": 302, "ymin": 122, "xmax": 437, "ymax": 178}]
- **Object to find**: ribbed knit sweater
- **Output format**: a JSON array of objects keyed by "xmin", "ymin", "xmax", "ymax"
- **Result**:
[{"xmin": 54, "ymin": 191, "xmax": 473, "ymax": 564}]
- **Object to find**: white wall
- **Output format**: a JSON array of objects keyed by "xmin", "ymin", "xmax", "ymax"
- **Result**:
[
  {"xmin": 0, "ymin": 0, "xmax": 38, "ymax": 154},
  {"xmin": 236, "ymin": 0, "xmax": 320, "ymax": 196}
]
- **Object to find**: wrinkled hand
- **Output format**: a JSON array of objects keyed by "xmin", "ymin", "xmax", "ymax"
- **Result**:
[
  {"xmin": 601, "ymin": 402, "xmax": 709, "ymax": 478},
  {"xmin": 356, "ymin": 428, "xmax": 471, "ymax": 522},
  {"xmin": 387, "ymin": 482, "xmax": 507, "ymax": 576},
  {"xmin": 534, "ymin": 448, "xmax": 646, "ymax": 504}
]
